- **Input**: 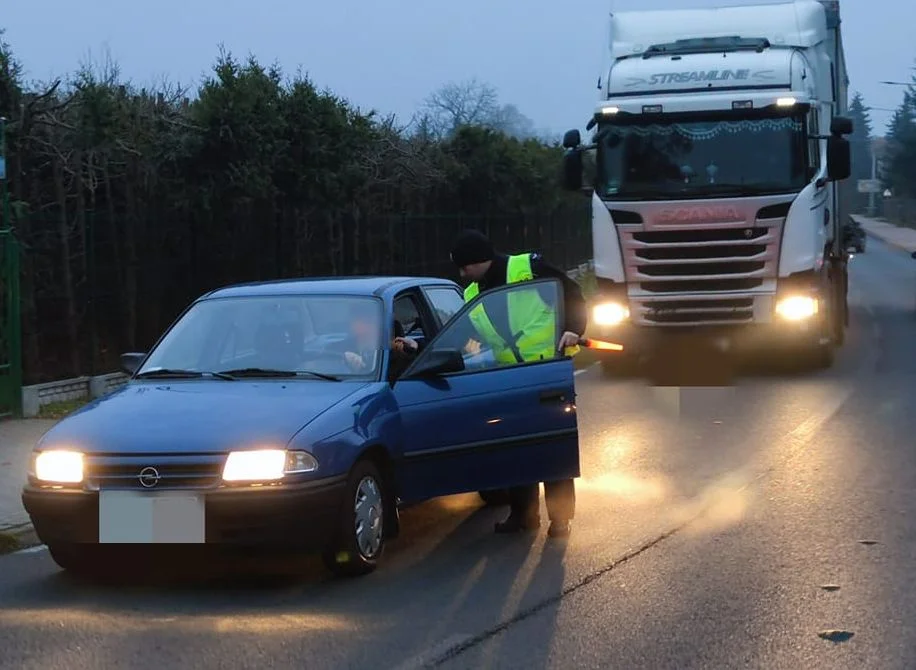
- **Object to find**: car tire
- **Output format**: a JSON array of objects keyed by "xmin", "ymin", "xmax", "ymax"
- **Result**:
[
  {"xmin": 478, "ymin": 489, "xmax": 510, "ymax": 506},
  {"xmin": 322, "ymin": 459, "xmax": 387, "ymax": 578}
]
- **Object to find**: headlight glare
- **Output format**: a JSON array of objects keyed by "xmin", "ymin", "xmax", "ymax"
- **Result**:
[
  {"xmin": 222, "ymin": 449, "xmax": 318, "ymax": 482},
  {"xmin": 34, "ymin": 450, "xmax": 84, "ymax": 483},
  {"xmin": 775, "ymin": 295, "xmax": 818, "ymax": 321},
  {"xmin": 593, "ymin": 301, "xmax": 630, "ymax": 327}
]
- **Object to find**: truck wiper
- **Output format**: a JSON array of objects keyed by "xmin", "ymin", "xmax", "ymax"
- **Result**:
[
  {"xmin": 218, "ymin": 367, "xmax": 341, "ymax": 382},
  {"xmin": 135, "ymin": 368, "xmax": 237, "ymax": 381}
]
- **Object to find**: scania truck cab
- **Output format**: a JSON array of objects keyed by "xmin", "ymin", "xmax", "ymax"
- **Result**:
[{"xmin": 562, "ymin": 0, "xmax": 853, "ymax": 373}]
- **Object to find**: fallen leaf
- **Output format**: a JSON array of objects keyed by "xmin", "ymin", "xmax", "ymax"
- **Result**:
[
  {"xmin": 820, "ymin": 584, "xmax": 840, "ymax": 591},
  {"xmin": 819, "ymin": 630, "xmax": 854, "ymax": 643}
]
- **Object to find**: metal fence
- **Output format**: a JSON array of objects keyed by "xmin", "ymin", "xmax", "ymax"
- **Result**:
[
  {"xmin": 22, "ymin": 205, "xmax": 593, "ymax": 384},
  {"xmin": 0, "ymin": 229, "xmax": 22, "ymax": 417}
]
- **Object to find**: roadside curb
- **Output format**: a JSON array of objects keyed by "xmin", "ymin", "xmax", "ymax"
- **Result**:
[
  {"xmin": 0, "ymin": 524, "xmax": 40, "ymax": 556},
  {"xmin": 863, "ymin": 229, "xmax": 915, "ymax": 253}
]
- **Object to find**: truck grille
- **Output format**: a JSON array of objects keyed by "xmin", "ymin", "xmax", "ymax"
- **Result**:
[
  {"xmin": 616, "ymin": 205, "xmax": 787, "ymax": 326},
  {"xmin": 86, "ymin": 454, "xmax": 225, "ymax": 491}
]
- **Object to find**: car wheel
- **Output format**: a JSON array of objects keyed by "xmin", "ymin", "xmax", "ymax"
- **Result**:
[
  {"xmin": 323, "ymin": 459, "xmax": 387, "ymax": 578},
  {"xmin": 478, "ymin": 489, "xmax": 510, "ymax": 506}
]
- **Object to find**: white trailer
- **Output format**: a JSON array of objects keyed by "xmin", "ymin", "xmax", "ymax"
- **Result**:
[{"xmin": 562, "ymin": 0, "xmax": 853, "ymax": 373}]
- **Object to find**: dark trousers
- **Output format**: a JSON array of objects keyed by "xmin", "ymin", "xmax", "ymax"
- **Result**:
[{"xmin": 508, "ymin": 479, "xmax": 575, "ymax": 524}]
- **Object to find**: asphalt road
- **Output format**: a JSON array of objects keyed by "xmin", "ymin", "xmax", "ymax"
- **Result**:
[{"xmin": 1, "ymin": 237, "xmax": 915, "ymax": 670}]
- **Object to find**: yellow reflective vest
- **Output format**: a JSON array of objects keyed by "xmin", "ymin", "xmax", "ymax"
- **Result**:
[{"xmin": 463, "ymin": 253, "xmax": 579, "ymax": 363}]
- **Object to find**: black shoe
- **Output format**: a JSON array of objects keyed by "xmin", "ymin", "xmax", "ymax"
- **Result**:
[
  {"xmin": 547, "ymin": 520, "xmax": 570, "ymax": 538},
  {"xmin": 494, "ymin": 514, "xmax": 539, "ymax": 534}
]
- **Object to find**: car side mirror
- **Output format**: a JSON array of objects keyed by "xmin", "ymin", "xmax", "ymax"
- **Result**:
[
  {"xmin": 402, "ymin": 349, "xmax": 465, "ymax": 379},
  {"xmin": 120, "ymin": 352, "xmax": 146, "ymax": 376},
  {"xmin": 911, "ymin": 251, "xmax": 916, "ymax": 260},
  {"xmin": 826, "ymin": 136, "xmax": 851, "ymax": 181}
]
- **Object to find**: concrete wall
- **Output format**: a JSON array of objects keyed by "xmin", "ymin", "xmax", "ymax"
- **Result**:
[{"xmin": 21, "ymin": 372, "xmax": 129, "ymax": 418}]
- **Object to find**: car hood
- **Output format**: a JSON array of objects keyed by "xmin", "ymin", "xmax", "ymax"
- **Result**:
[{"xmin": 37, "ymin": 380, "xmax": 368, "ymax": 454}]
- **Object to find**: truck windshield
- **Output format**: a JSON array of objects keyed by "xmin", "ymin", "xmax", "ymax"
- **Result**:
[{"xmin": 595, "ymin": 112, "xmax": 808, "ymax": 200}]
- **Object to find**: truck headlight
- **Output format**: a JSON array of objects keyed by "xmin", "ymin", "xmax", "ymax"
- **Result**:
[
  {"xmin": 222, "ymin": 449, "xmax": 318, "ymax": 482},
  {"xmin": 33, "ymin": 450, "xmax": 85, "ymax": 484},
  {"xmin": 775, "ymin": 295, "xmax": 818, "ymax": 321},
  {"xmin": 593, "ymin": 301, "xmax": 630, "ymax": 327}
]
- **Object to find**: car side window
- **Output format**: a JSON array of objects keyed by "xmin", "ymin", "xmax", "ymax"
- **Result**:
[
  {"xmin": 424, "ymin": 287, "xmax": 466, "ymax": 327},
  {"xmin": 420, "ymin": 279, "xmax": 562, "ymax": 374},
  {"xmin": 393, "ymin": 294, "xmax": 427, "ymax": 339}
]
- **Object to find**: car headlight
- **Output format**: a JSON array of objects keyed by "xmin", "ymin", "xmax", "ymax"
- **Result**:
[
  {"xmin": 775, "ymin": 295, "xmax": 819, "ymax": 321},
  {"xmin": 33, "ymin": 450, "xmax": 85, "ymax": 484},
  {"xmin": 222, "ymin": 449, "xmax": 318, "ymax": 482},
  {"xmin": 593, "ymin": 301, "xmax": 630, "ymax": 327}
]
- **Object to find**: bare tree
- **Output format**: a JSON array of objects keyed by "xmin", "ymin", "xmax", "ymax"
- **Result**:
[{"xmin": 422, "ymin": 78, "xmax": 500, "ymax": 137}]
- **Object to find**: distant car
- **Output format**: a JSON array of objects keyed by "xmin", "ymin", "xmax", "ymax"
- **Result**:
[
  {"xmin": 843, "ymin": 217, "xmax": 866, "ymax": 253},
  {"xmin": 22, "ymin": 276, "xmax": 580, "ymax": 578}
]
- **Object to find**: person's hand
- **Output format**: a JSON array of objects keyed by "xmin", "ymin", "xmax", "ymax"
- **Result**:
[
  {"xmin": 464, "ymin": 338, "xmax": 482, "ymax": 355},
  {"xmin": 393, "ymin": 336, "xmax": 418, "ymax": 353},
  {"xmin": 344, "ymin": 351, "xmax": 366, "ymax": 370},
  {"xmin": 557, "ymin": 331, "xmax": 581, "ymax": 351}
]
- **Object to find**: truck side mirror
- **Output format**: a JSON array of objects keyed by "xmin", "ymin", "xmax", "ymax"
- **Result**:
[
  {"xmin": 826, "ymin": 136, "xmax": 851, "ymax": 181},
  {"xmin": 830, "ymin": 116, "xmax": 853, "ymax": 136},
  {"xmin": 562, "ymin": 129, "xmax": 581, "ymax": 149},
  {"xmin": 562, "ymin": 150, "xmax": 583, "ymax": 191}
]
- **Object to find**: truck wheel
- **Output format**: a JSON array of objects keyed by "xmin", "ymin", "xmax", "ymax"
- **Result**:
[
  {"xmin": 479, "ymin": 489, "xmax": 510, "ymax": 506},
  {"xmin": 323, "ymin": 459, "xmax": 387, "ymax": 578}
]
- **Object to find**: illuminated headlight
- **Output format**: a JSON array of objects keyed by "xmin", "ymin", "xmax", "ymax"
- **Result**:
[
  {"xmin": 593, "ymin": 302, "xmax": 630, "ymax": 327},
  {"xmin": 775, "ymin": 295, "xmax": 818, "ymax": 321},
  {"xmin": 600, "ymin": 106, "xmax": 620, "ymax": 115},
  {"xmin": 776, "ymin": 97, "xmax": 797, "ymax": 107},
  {"xmin": 33, "ymin": 450, "xmax": 84, "ymax": 483},
  {"xmin": 222, "ymin": 449, "xmax": 318, "ymax": 482}
]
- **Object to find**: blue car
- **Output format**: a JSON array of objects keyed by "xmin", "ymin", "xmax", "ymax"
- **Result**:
[{"xmin": 22, "ymin": 276, "xmax": 580, "ymax": 577}]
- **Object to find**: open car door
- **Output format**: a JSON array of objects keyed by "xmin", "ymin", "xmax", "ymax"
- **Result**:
[{"xmin": 392, "ymin": 278, "xmax": 580, "ymax": 504}]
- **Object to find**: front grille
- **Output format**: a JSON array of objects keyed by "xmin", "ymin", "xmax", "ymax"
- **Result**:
[
  {"xmin": 86, "ymin": 454, "xmax": 225, "ymax": 491},
  {"xmin": 638, "ymin": 297, "xmax": 756, "ymax": 325},
  {"xmin": 617, "ymin": 209, "xmax": 786, "ymax": 326}
]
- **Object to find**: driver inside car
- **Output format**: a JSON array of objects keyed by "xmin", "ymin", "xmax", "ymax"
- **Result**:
[{"xmin": 342, "ymin": 303, "xmax": 421, "ymax": 374}]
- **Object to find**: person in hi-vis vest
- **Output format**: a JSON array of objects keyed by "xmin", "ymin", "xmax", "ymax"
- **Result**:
[{"xmin": 449, "ymin": 229, "xmax": 588, "ymax": 539}]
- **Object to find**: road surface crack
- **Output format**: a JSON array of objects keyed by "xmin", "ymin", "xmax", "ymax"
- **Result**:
[{"xmin": 424, "ymin": 524, "xmax": 683, "ymax": 667}]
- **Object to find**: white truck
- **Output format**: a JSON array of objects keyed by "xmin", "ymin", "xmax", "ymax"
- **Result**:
[{"xmin": 562, "ymin": 0, "xmax": 854, "ymax": 373}]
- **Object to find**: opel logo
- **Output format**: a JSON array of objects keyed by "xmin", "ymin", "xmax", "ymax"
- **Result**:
[{"xmin": 138, "ymin": 466, "xmax": 161, "ymax": 488}]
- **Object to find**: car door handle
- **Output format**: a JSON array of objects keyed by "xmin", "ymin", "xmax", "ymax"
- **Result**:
[{"xmin": 539, "ymin": 389, "xmax": 567, "ymax": 404}]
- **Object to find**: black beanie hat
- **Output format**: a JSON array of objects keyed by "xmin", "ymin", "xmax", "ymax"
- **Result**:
[{"xmin": 450, "ymin": 229, "xmax": 495, "ymax": 267}]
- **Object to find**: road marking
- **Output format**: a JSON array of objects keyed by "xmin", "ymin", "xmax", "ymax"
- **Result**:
[
  {"xmin": 574, "ymin": 363, "xmax": 599, "ymax": 377},
  {"xmin": 15, "ymin": 544, "xmax": 47, "ymax": 555}
]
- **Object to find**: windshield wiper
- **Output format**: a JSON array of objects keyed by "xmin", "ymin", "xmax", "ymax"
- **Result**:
[
  {"xmin": 135, "ymin": 368, "xmax": 237, "ymax": 381},
  {"xmin": 218, "ymin": 367, "xmax": 341, "ymax": 382}
]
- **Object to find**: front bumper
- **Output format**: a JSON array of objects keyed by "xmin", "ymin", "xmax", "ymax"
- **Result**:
[
  {"xmin": 591, "ymin": 316, "xmax": 825, "ymax": 358},
  {"xmin": 21, "ymin": 476, "xmax": 347, "ymax": 548}
]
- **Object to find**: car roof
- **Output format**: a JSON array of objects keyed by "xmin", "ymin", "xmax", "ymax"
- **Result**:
[{"xmin": 201, "ymin": 276, "xmax": 460, "ymax": 301}]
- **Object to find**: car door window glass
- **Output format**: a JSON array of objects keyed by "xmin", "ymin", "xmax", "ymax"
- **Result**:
[
  {"xmin": 424, "ymin": 287, "xmax": 466, "ymax": 326},
  {"xmin": 420, "ymin": 279, "xmax": 562, "ymax": 374},
  {"xmin": 393, "ymin": 295, "xmax": 427, "ymax": 339}
]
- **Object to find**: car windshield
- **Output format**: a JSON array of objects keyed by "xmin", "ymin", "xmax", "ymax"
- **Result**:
[
  {"xmin": 138, "ymin": 295, "xmax": 385, "ymax": 380},
  {"xmin": 596, "ymin": 111, "xmax": 808, "ymax": 200}
]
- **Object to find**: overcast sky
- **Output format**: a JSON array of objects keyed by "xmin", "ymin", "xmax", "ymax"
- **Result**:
[{"xmin": 3, "ymin": 0, "xmax": 913, "ymax": 135}]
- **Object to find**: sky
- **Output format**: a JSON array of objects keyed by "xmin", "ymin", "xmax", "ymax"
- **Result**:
[{"xmin": 3, "ymin": 0, "xmax": 913, "ymax": 136}]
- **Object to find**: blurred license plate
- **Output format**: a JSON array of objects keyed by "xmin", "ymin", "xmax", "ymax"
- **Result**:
[{"xmin": 99, "ymin": 491, "xmax": 205, "ymax": 543}]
